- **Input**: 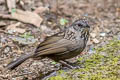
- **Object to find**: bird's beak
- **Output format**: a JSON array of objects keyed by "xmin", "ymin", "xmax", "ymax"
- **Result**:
[{"xmin": 84, "ymin": 27, "xmax": 89, "ymax": 32}]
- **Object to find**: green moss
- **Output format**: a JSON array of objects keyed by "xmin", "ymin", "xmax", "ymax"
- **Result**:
[{"xmin": 48, "ymin": 40, "xmax": 120, "ymax": 80}]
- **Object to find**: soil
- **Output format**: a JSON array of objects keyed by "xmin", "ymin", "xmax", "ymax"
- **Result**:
[{"xmin": 0, "ymin": 0, "xmax": 120, "ymax": 80}]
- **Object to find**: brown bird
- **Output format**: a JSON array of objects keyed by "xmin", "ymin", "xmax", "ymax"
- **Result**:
[{"xmin": 6, "ymin": 19, "xmax": 90, "ymax": 70}]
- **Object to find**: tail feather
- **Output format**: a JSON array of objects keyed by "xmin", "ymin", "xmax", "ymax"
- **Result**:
[{"xmin": 6, "ymin": 54, "xmax": 32, "ymax": 70}]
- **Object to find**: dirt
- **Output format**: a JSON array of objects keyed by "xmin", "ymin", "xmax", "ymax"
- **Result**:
[{"xmin": 0, "ymin": 0, "xmax": 120, "ymax": 80}]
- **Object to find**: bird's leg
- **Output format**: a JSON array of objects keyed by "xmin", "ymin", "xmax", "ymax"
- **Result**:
[
  {"xmin": 59, "ymin": 60, "xmax": 76, "ymax": 69},
  {"xmin": 59, "ymin": 60, "xmax": 81, "ymax": 69}
]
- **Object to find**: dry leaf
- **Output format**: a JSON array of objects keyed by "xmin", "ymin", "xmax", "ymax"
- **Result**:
[
  {"xmin": 34, "ymin": 6, "xmax": 49, "ymax": 14},
  {"xmin": 6, "ymin": 22, "xmax": 26, "ymax": 33},
  {"xmin": 0, "ymin": 21, "xmax": 6, "ymax": 27},
  {"xmin": 6, "ymin": 0, "xmax": 16, "ymax": 12},
  {"xmin": 11, "ymin": 9, "xmax": 43, "ymax": 27}
]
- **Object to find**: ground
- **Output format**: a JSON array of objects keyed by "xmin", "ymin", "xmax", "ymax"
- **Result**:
[
  {"xmin": 0, "ymin": 0, "xmax": 120, "ymax": 80},
  {"xmin": 48, "ymin": 40, "xmax": 120, "ymax": 80}
]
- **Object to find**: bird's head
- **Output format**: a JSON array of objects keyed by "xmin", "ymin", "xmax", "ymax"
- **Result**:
[{"xmin": 72, "ymin": 19, "xmax": 90, "ymax": 33}]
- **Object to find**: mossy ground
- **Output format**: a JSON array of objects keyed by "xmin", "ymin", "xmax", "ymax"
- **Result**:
[{"xmin": 47, "ymin": 40, "xmax": 120, "ymax": 80}]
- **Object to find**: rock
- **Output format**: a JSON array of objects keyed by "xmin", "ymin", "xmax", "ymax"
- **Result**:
[
  {"xmin": 90, "ymin": 33, "xmax": 96, "ymax": 38},
  {"xmin": 100, "ymin": 32, "xmax": 106, "ymax": 37},
  {"xmin": 92, "ymin": 38, "xmax": 100, "ymax": 44}
]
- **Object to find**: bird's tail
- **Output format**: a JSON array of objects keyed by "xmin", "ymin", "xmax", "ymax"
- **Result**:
[{"xmin": 6, "ymin": 54, "xmax": 33, "ymax": 70}]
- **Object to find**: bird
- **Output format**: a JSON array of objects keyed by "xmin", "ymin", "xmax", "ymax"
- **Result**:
[{"xmin": 6, "ymin": 19, "xmax": 90, "ymax": 70}]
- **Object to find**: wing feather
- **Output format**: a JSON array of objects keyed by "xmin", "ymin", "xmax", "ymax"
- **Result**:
[{"xmin": 35, "ymin": 38, "xmax": 75, "ymax": 56}]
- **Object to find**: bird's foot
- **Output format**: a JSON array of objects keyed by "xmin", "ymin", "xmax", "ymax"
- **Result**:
[{"xmin": 59, "ymin": 60, "xmax": 80, "ymax": 69}]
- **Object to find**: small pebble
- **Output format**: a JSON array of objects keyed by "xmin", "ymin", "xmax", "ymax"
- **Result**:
[
  {"xmin": 117, "ymin": 35, "xmax": 120, "ymax": 40},
  {"xmin": 100, "ymin": 32, "xmax": 106, "ymax": 37},
  {"xmin": 92, "ymin": 38, "xmax": 100, "ymax": 43},
  {"xmin": 4, "ymin": 46, "xmax": 11, "ymax": 53},
  {"xmin": 88, "ymin": 49, "xmax": 94, "ymax": 54},
  {"xmin": 88, "ymin": 46, "xmax": 95, "ymax": 54},
  {"xmin": 7, "ymin": 29, "xmax": 16, "ymax": 34},
  {"xmin": 90, "ymin": 33, "xmax": 96, "ymax": 38}
]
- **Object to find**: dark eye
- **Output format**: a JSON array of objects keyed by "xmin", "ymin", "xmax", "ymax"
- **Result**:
[{"xmin": 77, "ymin": 23, "xmax": 82, "ymax": 27}]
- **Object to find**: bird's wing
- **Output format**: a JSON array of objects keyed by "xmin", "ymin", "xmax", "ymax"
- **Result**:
[
  {"xmin": 38, "ymin": 36, "xmax": 63, "ymax": 47},
  {"xmin": 34, "ymin": 36, "xmax": 76, "ymax": 57}
]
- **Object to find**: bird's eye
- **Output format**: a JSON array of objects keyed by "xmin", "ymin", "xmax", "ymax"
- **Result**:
[{"xmin": 77, "ymin": 23, "xmax": 82, "ymax": 27}]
